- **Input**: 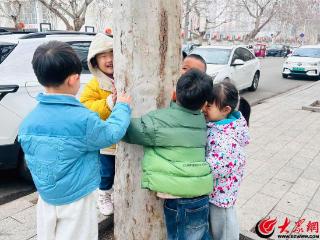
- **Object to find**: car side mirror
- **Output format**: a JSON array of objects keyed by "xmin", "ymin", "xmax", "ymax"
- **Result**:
[
  {"xmin": 231, "ymin": 59, "xmax": 245, "ymax": 66},
  {"xmin": 0, "ymin": 85, "xmax": 19, "ymax": 101}
]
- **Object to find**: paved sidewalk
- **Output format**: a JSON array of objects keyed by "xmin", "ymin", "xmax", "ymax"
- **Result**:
[
  {"xmin": 1, "ymin": 81, "xmax": 320, "ymax": 240},
  {"xmin": 0, "ymin": 191, "xmax": 112, "ymax": 240},
  {"xmin": 238, "ymin": 81, "xmax": 320, "ymax": 239}
]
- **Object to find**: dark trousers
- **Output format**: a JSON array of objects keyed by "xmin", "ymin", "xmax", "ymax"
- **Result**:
[
  {"xmin": 99, "ymin": 154, "xmax": 115, "ymax": 190},
  {"xmin": 164, "ymin": 195, "xmax": 211, "ymax": 240}
]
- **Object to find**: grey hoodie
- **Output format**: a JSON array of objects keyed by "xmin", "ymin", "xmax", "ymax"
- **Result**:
[{"xmin": 87, "ymin": 33, "xmax": 114, "ymax": 91}]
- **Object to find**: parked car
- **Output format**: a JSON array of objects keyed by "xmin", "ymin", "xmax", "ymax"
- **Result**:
[
  {"xmin": 282, "ymin": 45, "xmax": 320, "ymax": 79},
  {"xmin": 182, "ymin": 43, "xmax": 201, "ymax": 55},
  {"xmin": 266, "ymin": 44, "xmax": 286, "ymax": 57},
  {"xmin": 191, "ymin": 45, "xmax": 261, "ymax": 91},
  {"xmin": 0, "ymin": 32, "xmax": 100, "ymax": 180}
]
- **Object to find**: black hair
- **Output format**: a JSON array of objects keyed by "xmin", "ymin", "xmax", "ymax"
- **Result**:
[
  {"xmin": 182, "ymin": 51, "xmax": 187, "ymax": 59},
  {"xmin": 185, "ymin": 54, "xmax": 207, "ymax": 71},
  {"xmin": 239, "ymin": 97, "xmax": 251, "ymax": 126},
  {"xmin": 90, "ymin": 57, "xmax": 98, "ymax": 68},
  {"xmin": 32, "ymin": 41, "xmax": 82, "ymax": 87},
  {"xmin": 208, "ymin": 82, "xmax": 251, "ymax": 125},
  {"xmin": 208, "ymin": 81, "xmax": 239, "ymax": 112},
  {"xmin": 176, "ymin": 68, "xmax": 213, "ymax": 111}
]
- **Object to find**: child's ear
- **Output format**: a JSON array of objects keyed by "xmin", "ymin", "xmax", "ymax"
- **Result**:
[
  {"xmin": 223, "ymin": 106, "xmax": 232, "ymax": 115},
  {"xmin": 68, "ymin": 74, "xmax": 80, "ymax": 86},
  {"xmin": 172, "ymin": 91, "xmax": 176, "ymax": 102}
]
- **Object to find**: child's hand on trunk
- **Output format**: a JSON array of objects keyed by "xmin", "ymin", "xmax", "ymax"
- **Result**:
[{"xmin": 117, "ymin": 92, "xmax": 132, "ymax": 105}]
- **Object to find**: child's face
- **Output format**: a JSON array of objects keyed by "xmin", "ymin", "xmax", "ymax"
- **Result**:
[
  {"xmin": 96, "ymin": 51, "xmax": 113, "ymax": 75},
  {"xmin": 181, "ymin": 58, "xmax": 206, "ymax": 74},
  {"xmin": 202, "ymin": 103, "xmax": 231, "ymax": 122}
]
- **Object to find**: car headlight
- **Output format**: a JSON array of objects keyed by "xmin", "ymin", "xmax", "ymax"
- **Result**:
[{"xmin": 211, "ymin": 72, "xmax": 218, "ymax": 80}]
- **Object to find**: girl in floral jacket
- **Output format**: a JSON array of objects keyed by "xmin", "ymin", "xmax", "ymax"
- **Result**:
[{"xmin": 203, "ymin": 81, "xmax": 250, "ymax": 240}]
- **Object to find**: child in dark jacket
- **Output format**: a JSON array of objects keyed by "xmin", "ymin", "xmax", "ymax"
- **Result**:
[{"xmin": 124, "ymin": 69, "xmax": 213, "ymax": 240}]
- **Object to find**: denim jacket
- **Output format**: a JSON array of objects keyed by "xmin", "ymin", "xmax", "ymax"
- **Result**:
[{"xmin": 18, "ymin": 93, "xmax": 131, "ymax": 205}]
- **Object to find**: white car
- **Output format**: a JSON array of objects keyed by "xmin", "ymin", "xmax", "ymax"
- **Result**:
[
  {"xmin": 0, "ymin": 32, "xmax": 97, "ymax": 179},
  {"xmin": 191, "ymin": 45, "xmax": 261, "ymax": 91},
  {"xmin": 282, "ymin": 45, "xmax": 320, "ymax": 80}
]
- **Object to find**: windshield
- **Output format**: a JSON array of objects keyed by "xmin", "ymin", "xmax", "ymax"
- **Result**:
[
  {"xmin": 191, "ymin": 48, "xmax": 231, "ymax": 65},
  {"xmin": 292, "ymin": 48, "xmax": 320, "ymax": 58}
]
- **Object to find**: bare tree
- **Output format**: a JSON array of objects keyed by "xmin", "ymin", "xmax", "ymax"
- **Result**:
[
  {"xmin": 182, "ymin": 0, "xmax": 233, "ymax": 43},
  {"xmin": 113, "ymin": 0, "xmax": 181, "ymax": 239},
  {"xmin": 37, "ymin": 0, "xmax": 94, "ymax": 31},
  {"xmin": 239, "ymin": 0, "xmax": 280, "ymax": 42},
  {"xmin": 0, "ymin": 0, "xmax": 23, "ymax": 29},
  {"xmin": 272, "ymin": 0, "xmax": 320, "ymax": 43},
  {"xmin": 90, "ymin": 0, "xmax": 112, "ymax": 32}
]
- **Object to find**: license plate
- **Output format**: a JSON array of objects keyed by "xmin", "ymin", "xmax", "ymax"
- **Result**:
[{"xmin": 292, "ymin": 67, "xmax": 305, "ymax": 72}]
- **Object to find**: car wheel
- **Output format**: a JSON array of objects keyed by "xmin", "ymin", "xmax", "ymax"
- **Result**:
[
  {"xmin": 282, "ymin": 73, "xmax": 289, "ymax": 78},
  {"xmin": 18, "ymin": 150, "xmax": 33, "ymax": 183},
  {"xmin": 248, "ymin": 72, "xmax": 259, "ymax": 91}
]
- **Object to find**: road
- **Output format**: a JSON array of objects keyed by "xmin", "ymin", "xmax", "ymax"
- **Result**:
[
  {"xmin": 0, "ymin": 170, "xmax": 34, "ymax": 205},
  {"xmin": 241, "ymin": 57, "xmax": 315, "ymax": 105}
]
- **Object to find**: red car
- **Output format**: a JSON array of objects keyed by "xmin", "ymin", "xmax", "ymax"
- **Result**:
[{"xmin": 254, "ymin": 44, "xmax": 267, "ymax": 57}]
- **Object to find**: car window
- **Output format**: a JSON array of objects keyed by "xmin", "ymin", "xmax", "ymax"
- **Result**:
[
  {"xmin": 241, "ymin": 48, "xmax": 255, "ymax": 61},
  {"xmin": 231, "ymin": 48, "xmax": 244, "ymax": 63},
  {"xmin": 191, "ymin": 48, "xmax": 232, "ymax": 65},
  {"xmin": 0, "ymin": 43, "xmax": 16, "ymax": 64},
  {"xmin": 292, "ymin": 48, "xmax": 320, "ymax": 58},
  {"xmin": 68, "ymin": 41, "xmax": 91, "ymax": 73}
]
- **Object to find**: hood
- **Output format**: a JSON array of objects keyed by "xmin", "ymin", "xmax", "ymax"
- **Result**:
[
  {"xmin": 286, "ymin": 56, "xmax": 320, "ymax": 64},
  {"xmin": 206, "ymin": 64, "xmax": 228, "ymax": 75},
  {"xmin": 87, "ymin": 33, "xmax": 114, "ymax": 91},
  {"xmin": 207, "ymin": 111, "xmax": 249, "ymax": 147}
]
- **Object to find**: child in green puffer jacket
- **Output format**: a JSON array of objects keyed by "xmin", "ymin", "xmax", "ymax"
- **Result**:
[{"xmin": 124, "ymin": 69, "xmax": 213, "ymax": 240}]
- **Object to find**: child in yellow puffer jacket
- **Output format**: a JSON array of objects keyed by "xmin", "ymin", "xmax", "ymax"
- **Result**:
[{"xmin": 80, "ymin": 33, "xmax": 116, "ymax": 216}]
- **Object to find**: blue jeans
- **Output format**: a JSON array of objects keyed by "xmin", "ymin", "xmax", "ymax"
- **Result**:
[
  {"xmin": 99, "ymin": 154, "xmax": 115, "ymax": 190},
  {"xmin": 164, "ymin": 195, "xmax": 211, "ymax": 240}
]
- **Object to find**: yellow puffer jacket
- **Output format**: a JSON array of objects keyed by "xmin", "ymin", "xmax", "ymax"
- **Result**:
[
  {"xmin": 80, "ymin": 77, "xmax": 112, "ymax": 120},
  {"xmin": 80, "ymin": 77, "xmax": 116, "ymax": 155}
]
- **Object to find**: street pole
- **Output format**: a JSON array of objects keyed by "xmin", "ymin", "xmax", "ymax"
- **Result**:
[{"xmin": 113, "ymin": 0, "xmax": 181, "ymax": 239}]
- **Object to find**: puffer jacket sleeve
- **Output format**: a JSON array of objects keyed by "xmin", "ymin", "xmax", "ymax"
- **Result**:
[
  {"xmin": 80, "ymin": 78, "xmax": 112, "ymax": 120},
  {"xmin": 122, "ymin": 113, "xmax": 156, "ymax": 146},
  {"xmin": 86, "ymin": 102, "xmax": 131, "ymax": 150}
]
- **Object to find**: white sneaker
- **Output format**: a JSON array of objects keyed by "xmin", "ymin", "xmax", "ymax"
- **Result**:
[{"xmin": 97, "ymin": 189, "xmax": 114, "ymax": 216}]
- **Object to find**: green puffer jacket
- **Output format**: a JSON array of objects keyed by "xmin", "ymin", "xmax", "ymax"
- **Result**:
[{"xmin": 124, "ymin": 102, "xmax": 213, "ymax": 198}]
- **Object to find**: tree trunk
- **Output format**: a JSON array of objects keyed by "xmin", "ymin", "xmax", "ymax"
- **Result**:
[
  {"xmin": 113, "ymin": 0, "xmax": 181, "ymax": 239},
  {"xmin": 74, "ymin": 17, "xmax": 85, "ymax": 31}
]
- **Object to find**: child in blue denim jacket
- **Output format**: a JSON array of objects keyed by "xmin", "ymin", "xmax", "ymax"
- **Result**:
[{"xmin": 18, "ymin": 41, "xmax": 131, "ymax": 240}]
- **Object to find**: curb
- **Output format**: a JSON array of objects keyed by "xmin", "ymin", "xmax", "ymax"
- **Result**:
[{"xmin": 251, "ymin": 80, "xmax": 320, "ymax": 106}]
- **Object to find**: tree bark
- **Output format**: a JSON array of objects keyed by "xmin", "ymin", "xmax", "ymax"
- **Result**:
[{"xmin": 113, "ymin": 0, "xmax": 181, "ymax": 239}]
